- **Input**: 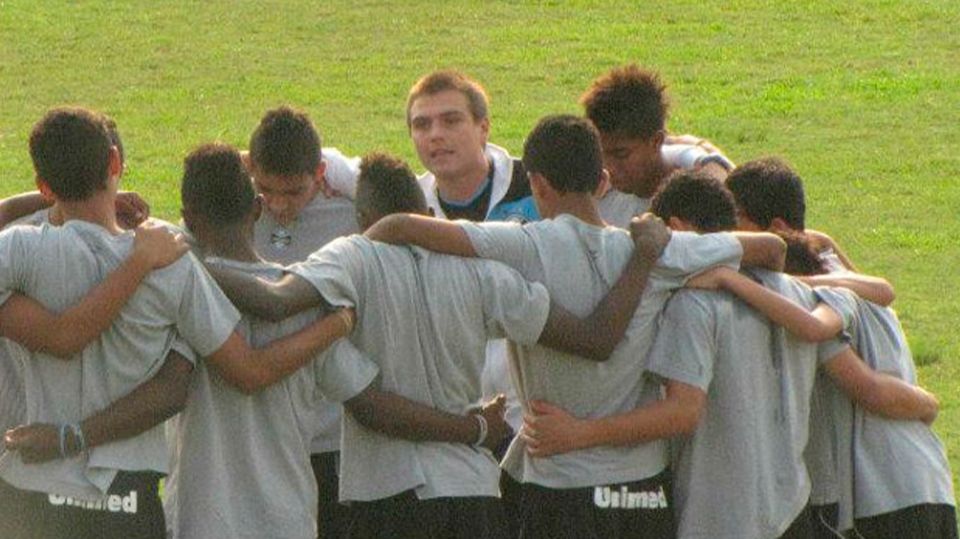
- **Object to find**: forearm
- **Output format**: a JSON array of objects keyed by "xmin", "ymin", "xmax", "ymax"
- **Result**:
[
  {"xmin": 719, "ymin": 272, "xmax": 840, "ymax": 342},
  {"xmin": 862, "ymin": 375, "xmax": 939, "ymax": 423},
  {"xmin": 799, "ymin": 273, "xmax": 895, "ymax": 306},
  {"xmin": 345, "ymin": 387, "xmax": 479, "ymax": 443},
  {"xmin": 364, "ymin": 214, "xmax": 477, "ymax": 257},
  {"xmin": 578, "ymin": 398, "xmax": 699, "ymax": 450},
  {"xmin": 206, "ymin": 265, "xmax": 316, "ymax": 321},
  {"xmin": 0, "ymin": 191, "xmax": 50, "ymax": 228},
  {"xmin": 733, "ymin": 232, "xmax": 786, "ymax": 271}
]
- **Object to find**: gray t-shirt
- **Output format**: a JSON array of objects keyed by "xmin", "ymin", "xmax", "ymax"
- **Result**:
[
  {"xmin": 253, "ymin": 153, "xmax": 360, "ymax": 455},
  {"xmin": 647, "ymin": 289, "xmax": 800, "ymax": 539},
  {"xmin": 816, "ymin": 288, "xmax": 955, "ymax": 529},
  {"xmin": 0, "ymin": 220, "xmax": 240, "ymax": 500},
  {"xmin": 290, "ymin": 236, "xmax": 551, "ymax": 501},
  {"xmin": 165, "ymin": 259, "xmax": 377, "ymax": 539},
  {"xmin": 747, "ymin": 269, "xmax": 849, "ymax": 527},
  {"xmin": 460, "ymin": 215, "xmax": 743, "ymax": 488}
]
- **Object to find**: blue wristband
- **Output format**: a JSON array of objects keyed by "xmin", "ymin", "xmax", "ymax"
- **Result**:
[{"xmin": 58, "ymin": 423, "xmax": 69, "ymax": 459}]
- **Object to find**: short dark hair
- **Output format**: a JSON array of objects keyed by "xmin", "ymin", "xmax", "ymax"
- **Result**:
[
  {"xmin": 580, "ymin": 64, "xmax": 669, "ymax": 140},
  {"xmin": 407, "ymin": 70, "xmax": 489, "ymax": 124},
  {"xmin": 778, "ymin": 230, "xmax": 828, "ymax": 276},
  {"xmin": 356, "ymin": 152, "xmax": 428, "ymax": 217},
  {"xmin": 522, "ymin": 115, "xmax": 603, "ymax": 194},
  {"xmin": 181, "ymin": 142, "xmax": 256, "ymax": 225},
  {"xmin": 29, "ymin": 107, "xmax": 112, "ymax": 201},
  {"xmin": 104, "ymin": 117, "xmax": 125, "ymax": 165},
  {"xmin": 651, "ymin": 170, "xmax": 737, "ymax": 233},
  {"xmin": 726, "ymin": 157, "xmax": 806, "ymax": 230},
  {"xmin": 249, "ymin": 106, "xmax": 321, "ymax": 177}
]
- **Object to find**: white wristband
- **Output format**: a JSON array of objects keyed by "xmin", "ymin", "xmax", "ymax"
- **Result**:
[{"xmin": 472, "ymin": 414, "xmax": 488, "ymax": 448}]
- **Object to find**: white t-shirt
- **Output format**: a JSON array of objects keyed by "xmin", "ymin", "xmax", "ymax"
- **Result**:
[
  {"xmin": 290, "ymin": 236, "xmax": 551, "ymax": 502},
  {"xmin": 460, "ymin": 215, "xmax": 743, "ymax": 488},
  {"xmin": 0, "ymin": 220, "xmax": 240, "ymax": 500}
]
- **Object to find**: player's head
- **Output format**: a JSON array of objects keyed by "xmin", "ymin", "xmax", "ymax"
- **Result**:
[
  {"xmin": 522, "ymin": 115, "xmax": 604, "ymax": 211},
  {"xmin": 355, "ymin": 152, "xmax": 429, "ymax": 231},
  {"xmin": 726, "ymin": 157, "xmax": 806, "ymax": 232},
  {"xmin": 248, "ymin": 106, "xmax": 325, "ymax": 226},
  {"xmin": 29, "ymin": 107, "xmax": 121, "ymax": 202},
  {"xmin": 406, "ymin": 70, "xmax": 490, "ymax": 180},
  {"xmin": 580, "ymin": 64, "xmax": 669, "ymax": 197},
  {"xmin": 181, "ymin": 142, "xmax": 259, "ymax": 243},
  {"xmin": 777, "ymin": 230, "xmax": 829, "ymax": 276},
  {"xmin": 650, "ymin": 170, "xmax": 737, "ymax": 233}
]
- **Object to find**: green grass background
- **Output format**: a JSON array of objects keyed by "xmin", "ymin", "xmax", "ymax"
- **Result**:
[{"xmin": 2, "ymin": 0, "xmax": 958, "ymax": 497}]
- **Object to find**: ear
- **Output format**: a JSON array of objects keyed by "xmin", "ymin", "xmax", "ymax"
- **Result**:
[
  {"xmin": 667, "ymin": 216, "xmax": 692, "ymax": 231},
  {"xmin": 652, "ymin": 130, "xmax": 666, "ymax": 149},
  {"xmin": 35, "ymin": 177, "xmax": 55, "ymax": 201},
  {"xmin": 769, "ymin": 217, "xmax": 794, "ymax": 233},
  {"xmin": 252, "ymin": 194, "xmax": 264, "ymax": 223},
  {"xmin": 314, "ymin": 159, "xmax": 328, "ymax": 186},
  {"xmin": 240, "ymin": 151, "xmax": 254, "ymax": 174},
  {"xmin": 594, "ymin": 169, "xmax": 611, "ymax": 198},
  {"xmin": 478, "ymin": 116, "xmax": 491, "ymax": 146},
  {"xmin": 108, "ymin": 146, "xmax": 122, "ymax": 180}
]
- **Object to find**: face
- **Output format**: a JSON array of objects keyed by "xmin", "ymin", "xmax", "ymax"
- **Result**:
[
  {"xmin": 409, "ymin": 90, "xmax": 489, "ymax": 181},
  {"xmin": 598, "ymin": 132, "xmax": 663, "ymax": 198},
  {"xmin": 252, "ymin": 171, "xmax": 321, "ymax": 226}
]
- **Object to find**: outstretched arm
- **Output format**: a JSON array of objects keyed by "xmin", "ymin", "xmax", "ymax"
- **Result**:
[
  {"xmin": 206, "ymin": 308, "xmax": 355, "ymax": 394},
  {"xmin": 364, "ymin": 213, "xmax": 477, "ymax": 257},
  {"xmin": 522, "ymin": 380, "xmax": 705, "ymax": 457},
  {"xmin": 346, "ymin": 390, "xmax": 510, "ymax": 451},
  {"xmin": 206, "ymin": 267, "xmax": 323, "ymax": 322},
  {"xmin": 3, "ymin": 349, "xmax": 193, "ymax": 463},
  {"xmin": 687, "ymin": 266, "xmax": 843, "ymax": 342},
  {"xmin": 796, "ymin": 272, "xmax": 895, "ymax": 307},
  {"xmin": 824, "ymin": 348, "xmax": 938, "ymax": 424},
  {"xmin": 0, "ymin": 222, "xmax": 191, "ymax": 357},
  {"xmin": 732, "ymin": 232, "xmax": 786, "ymax": 271},
  {"xmin": 0, "ymin": 192, "xmax": 51, "ymax": 229}
]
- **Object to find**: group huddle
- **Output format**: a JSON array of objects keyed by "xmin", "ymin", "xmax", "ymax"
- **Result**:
[{"xmin": 0, "ymin": 65, "xmax": 954, "ymax": 539}]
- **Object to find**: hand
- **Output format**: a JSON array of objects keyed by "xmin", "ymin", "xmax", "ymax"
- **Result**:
[
  {"xmin": 685, "ymin": 266, "xmax": 738, "ymax": 290},
  {"xmin": 474, "ymin": 394, "xmax": 510, "ymax": 451},
  {"xmin": 132, "ymin": 221, "xmax": 191, "ymax": 269},
  {"xmin": 4, "ymin": 424, "xmax": 61, "ymax": 463},
  {"xmin": 629, "ymin": 213, "xmax": 671, "ymax": 261},
  {"xmin": 319, "ymin": 176, "xmax": 345, "ymax": 199},
  {"xmin": 115, "ymin": 191, "xmax": 151, "ymax": 229},
  {"xmin": 522, "ymin": 400, "xmax": 585, "ymax": 458},
  {"xmin": 665, "ymin": 133, "xmax": 722, "ymax": 154}
]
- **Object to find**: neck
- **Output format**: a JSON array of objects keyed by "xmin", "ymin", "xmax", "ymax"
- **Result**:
[
  {"xmin": 57, "ymin": 190, "xmax": 122, "ymax": 235},
  {"xmin": 435, "ymin": 153, "xmax": 490, "ymax": 202},
  {"xmin": 201, "ymin": 229, "xmax": 261, "ymax": 263},
  {"xmin": 542, "ymin": 193, "xmax": 605, "ymax": 227}
]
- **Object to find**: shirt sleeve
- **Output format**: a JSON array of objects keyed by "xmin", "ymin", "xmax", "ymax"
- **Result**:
[
  {"xmin": 473, "ymin": 259, "xmax": 551, "ymax": 345},
  {"xmin": 812, "ymin": 286, "xmax": 858, "ymax": 366},
  {"xmin": 645, "ymin": 290, "xmax": 717, "ymax": 391},
  {"xmin": 0, "ymin": 227, "xmax": 35, "ymax": 307},
  {"xmin": 459, "ymin": 220, "xmax": 540, "ymax": 278},
  {"xmin": 653, "ymin": 231, "xmax": 743, "ymax": 286},
  {"xmin": 322, "ymin": 147, "xmax": 360, "ymax": 200},
  {"xmin": 174, "ymin": 253, "xmax": 242, "ymax": 357},
  {"xmin": 288, "ymin": 237, "xmax": 361, "ymax": 309},
  {"xmin": 314, "ymin": 339, "xmax": 379, "ymax": 403}
]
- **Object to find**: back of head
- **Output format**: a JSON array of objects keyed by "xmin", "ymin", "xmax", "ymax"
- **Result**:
[
  {"xmin": 726, "ymin": 157, "xmax": 806, "ymax": 230},
  {"xmin": 777, "ymin": 230, "xmax": 829, "ymax": 276},
  {"xmin": 580, "ymin": 64, "xmax": 668, "ymax": 139},
  {"xmin": 249, "ymin": 106, "xmax": 321, "ymax": 176},
  {"xmin": 406, "ymin": 70, "xmax": 489, "ymax": 124},
  {"xmin": 29, "ymin": 107, "xmax": 112, "ymax": 201},
  {"xmin": 356, "ymin": 153, "xmax": 428, "ymax": 226},
  {"xmin": 651, "ymin": 170, "xmax": 737, "ymax": 232},
  {"xmin": 522, "ymin": 114, "xmax": 603, "ymax": 194},
  {"xmin": 181, "ymin": 142, "xmax": 256, "ymax": 225}
]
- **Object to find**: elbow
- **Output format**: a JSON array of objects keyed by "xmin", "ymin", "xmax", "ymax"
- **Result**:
[
  {"xmin": 875, "ymin": 281, "xmax": 896, "ymax": 307},
  {"xmin": 671, "ymin": 402, "xmax": 704, "ymax": 436}
]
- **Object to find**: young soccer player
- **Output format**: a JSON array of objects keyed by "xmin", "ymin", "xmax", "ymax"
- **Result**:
[
  {"xmin": 0, "ymin": 107, "xmax": 355, "ymax": 539},
  {"xmin": 243, "ymin": 105, "xmax": 362, "ymax": 538},
  {"xmin": 363, "ymin": 116, "xmax": 787, "ymax": 538},
  {"xmin": 580, "ymin": 64, "xmax": 735, "ymax": 228}
]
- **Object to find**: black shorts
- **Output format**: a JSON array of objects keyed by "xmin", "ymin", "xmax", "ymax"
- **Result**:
[
  {"xmin": 809, "ymin": 502, "xmax": 838, "ymax": 539},
  {"xmin": 517, "ymin": 469, "xmax": 676, "ymax": 539},
  {"xmin": 312, "ymin": 451, "xmax": 351, "ymax": 539},
  {"xmin": 779, "ymin": 503, "xmax": 815, "ymax": 539},
  {"xmin": 347, "ymin": 489, "xmax": 509, "ymax": 539},
  {"xmin": 0, "ymin": 471, "xmax": 165, "ymax": 539},
  {"xmin": 853, "ymin": 503, "xmax": 958, "ymax": 539}
]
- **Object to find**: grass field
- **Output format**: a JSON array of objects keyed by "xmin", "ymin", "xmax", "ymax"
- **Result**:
[{"xmin": 2, "ymin": 0, "xmax": 958, "ymax": 498}]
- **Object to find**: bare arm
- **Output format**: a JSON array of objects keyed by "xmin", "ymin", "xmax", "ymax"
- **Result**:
[
  {"xmin": 3, "ymin": 350, "xmax": 193, "ymax": 463},
  {"xmin": 0, "ymin": 192, "xmax": 51, "ymax": 229},
  {"xmin": 522, "ymin": 380, "xmax": 706, "ymax": 457},
  {"xmin": 205, "ymin": 308, "xmax": 354, "ymax": 394},
  {"xmin": 824, "ymin": 348, "xmax": 939, "ymax": 424},
  {"xmin": 206, "ymin": 266, "xmax": 323, "ymax": 322},
  {"xmin": 807, "ymin": 229, "xmax": 857, "ymax": 271},
  {"xmin": 797, "ymin": 273, "xmax": 895, "ymax": 307},
  {"xmin": 687, "ymin": 267, "xmax": 843, "ymax": 342},
  {"xmin": 364, "ymin": 213, "xmax": 477, "ymax": 257},
  {"xmin": 537, "ymin": 214, "xmax": 670, "ymax": 361},
  {"xmin": 345, "ymin": 389, "xmax": 510, "ymax": 451},
  {"xmin": 0, "ymin": 223, "xmax": 191, "ymax": 357},
  {"xmin": 732, "ymin": 231, "xmax": 786, "ymax": 271}
]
